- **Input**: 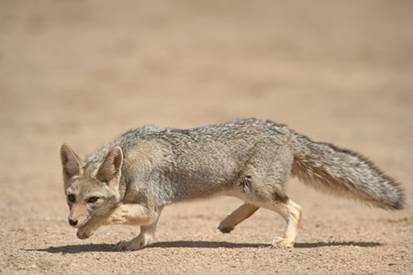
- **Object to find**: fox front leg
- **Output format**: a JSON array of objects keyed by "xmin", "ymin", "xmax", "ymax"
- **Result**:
[
  {"xmin": 104, "ymin": 203, "xmax": 155, "ymax": 226},
  {"xmin": 115, "ymin": 206, "xmax": 163, "ymax": 251},
  {"xmin": 76, "ymin": 217, "xmax": 105, "ymax": 239},
  {"xmin": 76, "ymin": 203, "xmax": 155, "ymax": 239},
  {"xmin": 106, "ymin": 203, "xmax": 165, "ymax": 250}
]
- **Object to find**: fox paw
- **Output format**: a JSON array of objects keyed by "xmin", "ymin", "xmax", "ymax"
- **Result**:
[
  {"xmin": 76, "ymin": 228, "xmax": 93, "ymax": 240},
  {"xmin": 115, "ymin": 235, "xmax": 154, "ymax": 251},
  {"xmin": 218, "ymin": 223, "xmax": 234, "ymax": 234},
  {"xmin": 272, "ymin": 237, "xmax": 294, "ymax": 248}
]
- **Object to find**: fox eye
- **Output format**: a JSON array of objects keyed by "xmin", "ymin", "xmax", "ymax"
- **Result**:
[
  {"xmin": 87, "ymin": 196, "xmax": 100, "ymax": 204},
  {"xmin": 67, "ymin": 194, "xmax": 76, "ymax": 203}
]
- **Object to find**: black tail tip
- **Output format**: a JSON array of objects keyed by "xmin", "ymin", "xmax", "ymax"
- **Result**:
[
  {"xmin": 387, "ymin": 197, "xmax": 405, "ymax": 210},
  {"xmin": 394, "ymin": 201, "xmax": 405, "ymax": 210}
]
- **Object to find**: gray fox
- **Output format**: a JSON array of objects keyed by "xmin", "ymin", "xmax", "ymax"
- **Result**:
[{"xmin": 60, "ymin": 118, "xmax": 404, "ymax": 250}]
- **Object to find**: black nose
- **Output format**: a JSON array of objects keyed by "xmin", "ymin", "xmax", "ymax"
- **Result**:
[{"xmin": 68, "ymin": 218, "xmax": 78, "ymax": 226}]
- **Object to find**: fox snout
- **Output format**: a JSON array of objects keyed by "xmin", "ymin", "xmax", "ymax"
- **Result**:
[
  {"xmin": 68, "ymin": 204, "xmax": 90, "ymax": 228},
  {"xmin": 68, "ymin": 215, "xmax": 87, "ymax": 228},
  {"xmin": 68, "ymin": 214, "xmax": 89, "ymax": 228},
  {"xmin": 68, "ymin": 218, "xmax": 78, "ymax": 227}
]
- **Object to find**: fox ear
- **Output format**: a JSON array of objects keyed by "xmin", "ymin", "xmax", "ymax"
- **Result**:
[
  {"xmin": 96, "ymin": 146, "xmax": 123, "ymax": 184},
  {"xmin": 60, "ymin": 144, "xmax": 82, "ymax": 184}
]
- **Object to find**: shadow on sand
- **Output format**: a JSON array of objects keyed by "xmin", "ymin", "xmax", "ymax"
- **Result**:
[{"xmin": 28, "ymin": 240, "xmax": 381, "ymax": 254}]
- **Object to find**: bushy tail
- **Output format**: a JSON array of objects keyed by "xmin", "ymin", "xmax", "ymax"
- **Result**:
[{"xmin": 291, "ymin": 133, "xmax": 405, "ymax": 210}]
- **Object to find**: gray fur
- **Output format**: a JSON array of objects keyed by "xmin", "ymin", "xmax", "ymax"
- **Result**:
[
  {"xmin": 291, "ymin": 133, "xmax": 404, "ymax": 209},
  {"xmin": 63, "ymin": 118, "xmax": 405, "ymax": 249},
  {"xmin": 84, "ymin": 118, "xmax": 404, "ymax": 210}
]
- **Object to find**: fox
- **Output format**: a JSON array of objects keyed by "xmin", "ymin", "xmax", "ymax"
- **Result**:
[{"xmin": 60, "ymin": 118, "xmax": 404, "ymax": 250}]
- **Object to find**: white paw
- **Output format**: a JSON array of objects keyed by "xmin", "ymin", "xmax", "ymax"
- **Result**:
[
  {"xmin": 115, "ymin": 234, "xmax": 154, "ymax": 251},
  {"xmin": 272, "ymin": 237, "xmax": 294, "ymax": 248}
]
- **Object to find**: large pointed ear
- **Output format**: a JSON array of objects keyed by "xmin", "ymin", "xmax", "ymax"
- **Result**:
[
  {"xmin": 96, "ymin": 146, "xmax": 123, "ymax": 184},
  {"xmin": 60, "ymin": 144, "xmax": 83, "ymax": 185}
]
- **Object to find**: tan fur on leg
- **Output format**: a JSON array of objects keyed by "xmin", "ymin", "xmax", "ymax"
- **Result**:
[
  {"xmin": 116, "ymin": 206, "xmax": 163, "ymax": 251},
  {"xmin": 262, "ymin": 199, "xmax": 302, "ymax": 248},
  {"xmin": 104, "ymin": 204, "xmax": 154, "ymax": 225},
  {"xmin": 77, "ymin": 203, "xmax": 154, "ymax": 239},
  {"xmin": 76, "ymin": 217, "xmax": 105, "ymax": 239},
  {"xmin": 218, "ymin": 203, "xmax": 259, "ymax": 233}
]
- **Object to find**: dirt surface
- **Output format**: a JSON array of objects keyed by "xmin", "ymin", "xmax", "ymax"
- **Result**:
[{"xmin": 1, "ymin": 0, "xmax": 413, "ymax": 274}]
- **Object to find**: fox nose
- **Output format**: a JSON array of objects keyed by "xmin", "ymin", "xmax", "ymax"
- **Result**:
[{"xmin": 68, "ymin": 218, "xmax": 78, "ymax": 226}]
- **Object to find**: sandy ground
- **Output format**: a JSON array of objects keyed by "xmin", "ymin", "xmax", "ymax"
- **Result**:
[{"xmin": 1, "ymin": 0, "xmax": 413, "ymax": 274}]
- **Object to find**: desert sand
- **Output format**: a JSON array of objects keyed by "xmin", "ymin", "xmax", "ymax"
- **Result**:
[{"xmin": 0, "ymin": 1, "xmax": 412, "ymax": 274}]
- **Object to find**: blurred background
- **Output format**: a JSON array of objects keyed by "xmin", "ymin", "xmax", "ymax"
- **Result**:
[{"xmin": 1, "ymin": 0, "xmax": 412, "ymax": 274}]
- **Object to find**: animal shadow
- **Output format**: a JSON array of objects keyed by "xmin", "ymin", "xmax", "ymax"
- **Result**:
[{"xmin": 29, "ymin": 240, "xmax": 381, "ymax": 254}]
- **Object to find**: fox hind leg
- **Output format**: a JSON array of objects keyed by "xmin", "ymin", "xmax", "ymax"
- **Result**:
[
  {"xmin": 232, "ymin": 141, "xmax": 302, "ymax": 247},
  {"xmin": 262, "ymin": 198, "xmax": 302, "ymax": 248},
  {"xmin": 218, "ymin": 203, "xmax": 259, "ymax": 233}
]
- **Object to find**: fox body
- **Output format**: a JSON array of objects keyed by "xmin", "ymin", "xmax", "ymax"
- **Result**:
[{"xmin": 60, "ymin": 118, "xmax": 404, "ymax": 250}]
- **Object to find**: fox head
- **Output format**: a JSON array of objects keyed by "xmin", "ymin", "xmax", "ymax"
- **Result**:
[{"xmin": 60, "ymin": 144, "xmax": 123, "ymax": 228}]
